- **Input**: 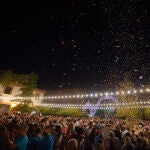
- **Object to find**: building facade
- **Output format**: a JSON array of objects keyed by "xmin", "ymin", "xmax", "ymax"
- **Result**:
[{"xmin": 0, "ymin": 83, "xmax": 45, "ymax": 113}]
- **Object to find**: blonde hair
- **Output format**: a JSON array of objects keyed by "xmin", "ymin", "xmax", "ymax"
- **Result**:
[{"xmin": 67, "ymin": 138, "xmax": 78, "ymax": 150}]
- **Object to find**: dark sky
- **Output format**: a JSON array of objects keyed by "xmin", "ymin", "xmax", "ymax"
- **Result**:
[{"xmin": 0, "ymin": 0, "xmax": 149, "ymax": 91}]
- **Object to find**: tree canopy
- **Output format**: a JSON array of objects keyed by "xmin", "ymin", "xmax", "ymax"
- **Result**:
[{"xmin": 0, "ymin": 70, "xmax": 38, "ymax": 96}]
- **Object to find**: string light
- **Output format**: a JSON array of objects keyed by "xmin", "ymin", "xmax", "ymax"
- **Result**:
[
  {"xmin": 1, "ymin": 88, "xmax": 150, "ymax": 103},
  {"xmin": 140, "ymin": 89, "xmax": 143, "ymax": 93},
  {"xmin": 121, "ymin": 91, "xmax": 125, "ymax": 94},
  {"xmin": 116, "ymin": 91, "xmax": 119, "ymax": 95},
  {"xmin": 36, "ymin": 103, "xmax": 150, "ymax": 109},
  {"xmin": 76, "ymin": 94, "xmax": 80, "ymax": 98},
  {"xmin": 85, "ymin": 94, "xmax": 89, "ymax": 97},
  {"xmin": 95, "ymin": 93, "xmax": 98, "ymax": 97},
  {"xmin": 35, "ymin": 101, "xmax": 150, "ymax": 108},
  {"xmin": 110, "ymin": 92, "xmax": 114, "ymax": 95},
  {"xmin": 105, "ymin": 92, "xmax": 108, "ymax": 96},
  {"xmin": 127, "ymin": 90, "xmax": 131, "ymax": 94}
]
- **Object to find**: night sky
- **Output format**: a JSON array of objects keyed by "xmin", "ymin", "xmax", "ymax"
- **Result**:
[{"xmin": 0, "ymin": 0, "xmax": 149, "ymax": 91}]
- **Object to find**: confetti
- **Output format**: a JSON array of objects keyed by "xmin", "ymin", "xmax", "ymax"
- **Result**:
[{"xmin": 0, "ymin": 0, "xmax": 148, "ymax": 90}]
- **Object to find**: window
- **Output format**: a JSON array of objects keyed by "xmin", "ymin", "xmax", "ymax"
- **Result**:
[{"xmin": 4, "ymin": 87, "xmax": 13, "ymax": 94}]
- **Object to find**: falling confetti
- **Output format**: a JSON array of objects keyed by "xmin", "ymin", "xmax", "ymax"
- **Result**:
[{"xmin": 0, "ymin": 0, "xmax": 149, "ymax": 90}]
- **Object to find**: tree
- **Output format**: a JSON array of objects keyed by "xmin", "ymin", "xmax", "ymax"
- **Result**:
[
  {"xmin": 0, "ymin": 70, "xmax": 14, "ymax": 87},
  {"xmin": 0, "ymin": 70, "xmax": 38, "ymax": 110},
  {"xmin": 15, "ymin": 72, "xmax": 38, "ymax": 96},
  {"xmin": 0, "ymin": 70, "xmax": 38, "ymax": 96},
  {"xmin": 18, "ymin": 72, "xmax": 38, "ymax": 105}
]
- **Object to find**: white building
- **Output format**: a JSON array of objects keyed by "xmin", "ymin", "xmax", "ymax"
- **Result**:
[{"xmin": 0, "ymin": 83, "xmax": 45, "ymax": 112}]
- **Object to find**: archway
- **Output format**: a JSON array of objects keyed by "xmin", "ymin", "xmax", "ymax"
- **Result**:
[{"xmin": 82, "ymin": 95, "xmax": 118, "ymax": 117}]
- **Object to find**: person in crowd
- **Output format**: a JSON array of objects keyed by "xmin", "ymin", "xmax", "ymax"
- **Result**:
[
  {"xmin": 67, "ymin": 121, "xmax": 75, "ymax": 139},
  {"xmin": 37, "ymin": 126, "xmax": 54, "ymax": 150},
  {"xmin": 0, "ymin": 112, "xmax": 150, "ymax": 150},
  {"xmin": 53, "ymin": 124, "xmax": 63, "ymax": 150},
  {"xmin": 135, "ymin": 137, "xmax": 148, "ymax": 150},
  {"xmin": 0, "ymin": 126, "xmax": 10, "ymax": 150},
  {"xmin": 15, "ymin": 124, "xmax": 28, "ymax": 149},
  {"xmin": 85, "ymin": 120, "xmax": 94, "ymax": 137},
  {"xmin": 7, "ymin": 124, "xmax": 29, "ymax": 150},
  {"xmin": 94, "ymin": 124, "xmax": 105, "ymax": 150},
  {"xmin": 104, "ymin": 131, "xmax": 121, "ymax": 150},
  {"xmin": 121, "ymin": 136, "xmax": 135, "ymax": 150},
  {"xmin": 113, "ymin": 126, "xmax": 122, "ymax": 143},
  {"xmin": 74, "ymin": 127, "xmax": 85, "ymax": 150},
  {"xmin": 27, "ymin": 127, "xmax": 43, "ymax": 150},
  {"xmin": 67, "ymin": 138, "xmax": 78, "ymax": 150},
  {"xmin": 84, "ymin": 127, "xmax": 98, "ymax": 150}
]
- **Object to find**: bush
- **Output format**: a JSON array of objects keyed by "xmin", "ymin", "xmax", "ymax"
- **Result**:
[
  {"xmin": 95, "ymin": 109, "xmax": 115, "ymax": 118},
  {"xmin": 115, "ymin": 107, "xmax": 141, "ymax": 121},
  {"xmin": 56, "ymin": 108, "xmax": 83, "ymax": 117},
  {"xmin": 144, "ymin": 108, "xmax": 150, "ymax": 120},
  {"xmin": 38, "ymin": 107, "xmax": 83, "ymax": 117},
  {"xmin": 11, "ymin": 104, "xmax": 35, "ymax": 113},
  {"xmin": 38, "ymin": 107, "xmax": 59, "ymax": 115}
]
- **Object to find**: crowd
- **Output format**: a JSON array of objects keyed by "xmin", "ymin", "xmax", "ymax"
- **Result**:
[{"xmin": 0, "ymin": 112, "xmax": 150, "ymax": 150}]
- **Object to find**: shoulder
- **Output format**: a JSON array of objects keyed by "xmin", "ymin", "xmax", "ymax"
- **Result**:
[{"xmin": 16, "ymin": 135, "xmax": 28, "ymax": 142}]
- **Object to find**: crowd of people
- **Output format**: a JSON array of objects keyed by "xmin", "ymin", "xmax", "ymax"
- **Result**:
[{"xmin": 0, "ymin": 112, "xmax": 150, "ymax": 150}]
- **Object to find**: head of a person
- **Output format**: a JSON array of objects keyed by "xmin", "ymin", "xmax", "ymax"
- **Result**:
[
  {"xmin": 55, "ymin": 124, "xmax": 62, "ymax": 136},
  {"xmin": 44, "ymin": 124, "xmax": 56, "ymax": 136},
  {"xmin": 62, "ymin": 123, "xmax": 68, "ymax": 135},
  {"xmin": 124, "ymin": 136, "xmax": 132, "ymax": 145},
  {"xmin": 139, "ymin": 131, "xmax": 144, "ymax": 137},
  {"xmin": 35, "ymin": 127, "xmax": 43, "ymax": 136},
  {"xmin": 109, "ymin": 131, "xmax": 115, "ymax": 139},
  {"xmin": 121, "ymin": 126, "xmax": 126, "ymax": 131},
  {"xmin": 125, "ymin": 132, "xmax": 131, "ymax": 138},
  {"xmin": 75, "ymin": 126, "xmax": 80, "ymax": 133},
  {"xmin": 11, "ymin": 125, "xmax": 19, "ymax": 134},
  {"xmin": 68, "ymin": 122, "xmax": 74, "ymax": 130},
  {"xmin": 11, "ymin": 119, "xmax": 18, "ymax": 126},
  {"xmin": 145, "ymin": 127, "xmax": 149, "ymax": 132},
  {"xmin": 96, "ymin": 124, "xmax": 105, "ymax": 134},
  {"xmin": 136, "ymin": 137, "xmax": 145, "ymax": 148},
  {"xmin": 77, "ymin": 127, "xmax": 85, "ymax": 138},
  {"xmin": 67, "ymin": 138, "xmax": 78, "ymax": 150},
  {"xmin": 43, "ymin": 126, "xmax": 51, "ymax": 135},
  {"xmin": 90, "ymin": 127, "xmax": 98, "ymax": 136},
  {"xmin": 18, "ymin": 124, "xmax": 29, "ymax": 136},
  {"xmin": 89, "ymin": 120, "xmax": 93, "ymax": 128},
  {"xmin": 131, "ymin": 129, "xmax": 135, "ymax": 134},
  {"xmin": 116, "ymin": 126, "xmax": 120, "ymax": 131}
]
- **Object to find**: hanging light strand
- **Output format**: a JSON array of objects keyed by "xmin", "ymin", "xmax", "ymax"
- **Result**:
[{"xmin": 1, "ymin": 88, "xmax": 150, "ymax": 100}]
